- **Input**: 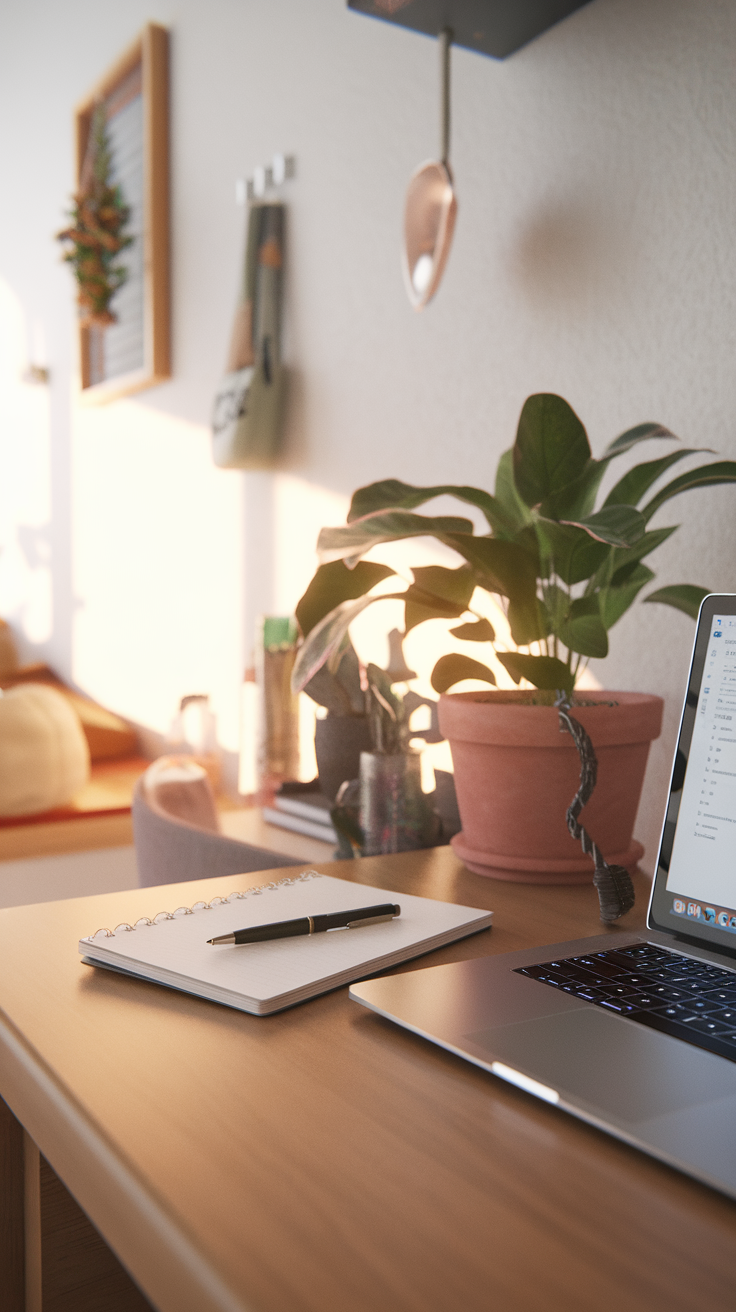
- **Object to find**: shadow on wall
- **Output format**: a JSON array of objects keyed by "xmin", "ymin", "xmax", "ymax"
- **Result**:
[{"xmin": 511, "ymin": 193, "xmax": 629, "ymax": 308}]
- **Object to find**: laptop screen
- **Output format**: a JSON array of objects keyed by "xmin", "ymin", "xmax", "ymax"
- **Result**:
[{"xmin": 649, "ymin": 594, "xmax": 736, "ymax": 953}]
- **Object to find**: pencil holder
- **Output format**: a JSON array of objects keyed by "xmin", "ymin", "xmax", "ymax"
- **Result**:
[{"xmin": 359, "ymin": 751, "xmax": 438, "ymax": 857}]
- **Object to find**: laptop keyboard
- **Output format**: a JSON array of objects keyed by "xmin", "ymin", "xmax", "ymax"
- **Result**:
[{"xmin": 515, "ymin": 943, "xmax": 736, "ymax": 1064}]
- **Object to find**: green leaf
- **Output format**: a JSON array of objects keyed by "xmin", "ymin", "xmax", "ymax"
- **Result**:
[
  {"xmin": 402, "ymin": 565, "xmax": 476, "ymax": 634},
  {"xmin": 430, "ymin": 653, "xmax": 497, "ymax": 693},
  {"xmin": 296, "ymin": 560, "xmax": 395, "ymax": 637},
  {"xmin": 534, "ymin": 519, "xmax": 610, "ymax": 586},
  {"xmin": 347, "ymin": 479, "xmax": 515, "ymax": 535},
  {"xmin": 640, "ymin": 462, "xmax": 736, "ymax": 523},
  {"xmin": 365, "ymin": 663, "xmax": 401, "ymax": 717},
  {"xmin": 599, "ymin": 563, "xmax": 655, "ymax": 629},
  {"xmin": 410, "ymin": 565, "xmax": 475, "ymax": 607},
  {"xmin": 507, "ymin": 596, "xmax": 548, "ymax": 647},
  {"xmin": 404, "ymin": 592, "xmax": 468, "ymax": 634},
  {"xmin": 317, "ymin": 511, "xmax": 474, "ymax": 566},
  {"xmin": 513, "ymin": 394, "xmax": 591, "ymax": 509},
  {"xmin": 541, "ymin": 460, "xmax": 607, "ymax": 522},
  {"xmin": 608, "ymin": 526, "xmax": 677, "ymax": 575},
  {"xmin": 603, "ymin": 449, "xmax": 709, "ymax": 509},
  {"xmin": 443, "ymin": 534, "xmax": 535, "ymax": 598},
  {"xmin": 291, "ymin": 592, "xmax": 404, "ymax": 691},
  {"xmin": 643, "ymin": 584, "xmax": 711, "ymax": 620},
  {"xmin": 539, "ymin": 586, "xmax": 608, "ymax": 654},
  {"xmin": 608, "ymin": 558, "xmax": 647, "ymax": 587},
  {"xmin": 556, "ymin": 595, "xmax": 608, "ymax": 658},
  {"xmin": 449, "ymin": 617, "xmax": 496, "ymax": 642},
  {"xmin": 303, "ymin": 641, "xmax": 364, "ymax": 715},
  {"xmin": 494, "ymin": 450, "xmax": 532, "ymax": 532},
  {"xmin": 444, "ymin": 534, "xmax": 546, "ymax": 644},
  {"xmin": 507, "ymin": 523, "xmax": 542, "ymax": 573},
  {"xmin": 586, "ymin": 526, "xmax": 677, "ymax": 594},
  {"xmin": 601, "ymin": 422, "xmax": 677, "ymax": 458},
  {"xmin": 497, "ymin": 652, "xmax": 574, "ymax": 694},
  {"xmin": 541, "ymin": 582, "xmax": 570, "ymax": 634},
  {"xmin": 560, "ymin": 505, "xmax": 646, "ymax": 548}
]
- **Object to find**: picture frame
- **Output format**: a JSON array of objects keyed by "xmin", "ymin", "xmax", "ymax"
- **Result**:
[{"xmin": 74, "ymin": 23, "xmax": 170, "ymax": 403}]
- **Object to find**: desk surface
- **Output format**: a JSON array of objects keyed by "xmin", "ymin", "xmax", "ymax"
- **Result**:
[{"xmin": 0, "ymin": 851, "xmax": 733, "ymax": 1312}]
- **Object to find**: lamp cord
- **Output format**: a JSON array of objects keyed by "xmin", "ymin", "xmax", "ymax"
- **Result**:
[
  {"xmin": 555, "ymin": 691, "xmax": 635, "ymax": 924},
  {"xmin": 440, "ymin": 27, "xmax": 452, "ymax": 167}
]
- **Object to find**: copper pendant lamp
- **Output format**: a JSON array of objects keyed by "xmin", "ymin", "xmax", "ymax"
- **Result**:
[{"xmin": 402, "ymin": 28, "xmax": 457, "ymax": 310}]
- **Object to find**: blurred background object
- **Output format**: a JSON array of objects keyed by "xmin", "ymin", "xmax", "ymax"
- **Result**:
[
  {"xmin": 259, "ymin": 616, "xmax": 300, "ymax": 788},
  {"xmin": 167, "ymin": 693, "xmax": 220, "ymax": 792},
  {"xmin": 133, "ymin": 755, "xmax": 302, "ymax": 886},
  {"xmin": 0, "ymin": 683, "xmax": 90, "ymax": 816}
]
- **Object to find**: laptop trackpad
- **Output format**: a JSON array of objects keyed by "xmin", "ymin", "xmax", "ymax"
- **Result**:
[{"xmin": 466, "ymin": 1008, "xmax": 736, "ymax": 1124}]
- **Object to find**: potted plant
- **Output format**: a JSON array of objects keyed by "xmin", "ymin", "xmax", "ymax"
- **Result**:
[
  {"xmin": 297, "ymin": 575, "xmax": 442, "ymax": 806},
  {"xmin": 292, "ymin": 393, "xmax": 736, "ymax": 881},
  {"xmin": 326, "ymin": 661, "xmax": 441, "ymax": 859}
]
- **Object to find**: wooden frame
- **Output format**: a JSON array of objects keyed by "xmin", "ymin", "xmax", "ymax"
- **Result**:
[{"xmin": 75, "ymin": 24, "xmax": 170, "ymax": 403}]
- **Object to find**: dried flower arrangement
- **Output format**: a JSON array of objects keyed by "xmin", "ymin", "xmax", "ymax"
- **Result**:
[{"xmin": 57, "ymin": 105, "xmax": 133, "ymax": 327}]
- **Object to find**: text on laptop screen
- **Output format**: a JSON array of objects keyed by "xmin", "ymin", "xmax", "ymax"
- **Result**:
[{"xmin": 666, "ymin": 614, "xmax": 736, "ymax": 922}]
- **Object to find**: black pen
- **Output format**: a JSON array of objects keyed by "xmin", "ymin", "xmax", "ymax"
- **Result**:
[{"xmin": 207, "ymin": 903, "xmax": 401, "ymax": 945}]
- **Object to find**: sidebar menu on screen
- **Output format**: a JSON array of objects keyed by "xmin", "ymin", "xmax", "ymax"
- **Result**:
[{"xmin": 666, "ymin": 614, "xmax": 736, "ymax": 908}]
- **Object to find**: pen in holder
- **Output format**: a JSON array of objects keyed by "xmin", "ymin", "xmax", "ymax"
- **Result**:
[{"xmin": 329, "ymin": 659, "xmax": 442, "ymax": 858}]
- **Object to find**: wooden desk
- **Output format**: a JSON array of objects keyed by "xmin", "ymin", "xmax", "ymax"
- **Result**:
[
  {"xmin": 0, "ymin": 852, "xmax": 733, "ymax": 1312},
  {"xmin": 219, "ymin": 807, "xmax": 335, "ymax": 865}
]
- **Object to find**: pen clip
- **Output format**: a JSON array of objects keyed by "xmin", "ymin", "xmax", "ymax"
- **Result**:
[{"xmin": 346, "ymin": 913, "xmax": 396, "ymax": 929}]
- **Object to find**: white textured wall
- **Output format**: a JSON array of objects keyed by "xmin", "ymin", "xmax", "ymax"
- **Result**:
[{"xmin": 1, "ymin": 0, "xmax": 735, "ymax": 859}]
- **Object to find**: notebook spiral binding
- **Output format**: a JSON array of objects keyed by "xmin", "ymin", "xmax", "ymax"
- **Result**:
[{"xmin": 83, "ymin": 870, "xmax": 323, "ymax": 943}]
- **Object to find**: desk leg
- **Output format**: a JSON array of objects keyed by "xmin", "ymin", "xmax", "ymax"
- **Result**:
[
  {"xmin": 0, "ymin": 1095, "xmax": 25, "ymax": 1312},
  {"xmin": 1, "ymin": 1098, "xmax": 154, "ymax": 1312},
  {"xmin": 24, "ymin": 1134, "xmax": 42, "ymax": 1312}
]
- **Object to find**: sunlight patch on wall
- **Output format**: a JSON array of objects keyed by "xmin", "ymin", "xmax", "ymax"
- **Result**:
[
  {"xmin": 272, "ymin": 475, "xmax": 349, "ymax": 617},
  {"xmin": 72, "ymin": 400, "xmax": 244, "ymax": 752},
  {"xmin": 0, "ymin": 278, "xmax": 53, "ymax": 647}
]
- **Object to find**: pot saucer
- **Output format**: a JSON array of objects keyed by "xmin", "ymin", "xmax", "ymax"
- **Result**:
[{"xmin": 451, "ymin": 832, "xmax": 644, "ymax": 884}]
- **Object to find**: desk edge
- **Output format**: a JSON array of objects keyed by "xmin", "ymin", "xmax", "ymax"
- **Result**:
[{"xmin": 0, "ymin": 1009, "xmax": 251, "ymax": 1312}]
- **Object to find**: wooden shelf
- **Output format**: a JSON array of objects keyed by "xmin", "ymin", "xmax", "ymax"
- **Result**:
[
  {"xmin": 0, "ymin": 757, "xmax": 336, "ymax": 866},
  {"xmin": 0, "ymin": 757, "xmax": 150, "ymax": 832},
  {"xmin": 0, "ymin": 758, "xmax": 149, "ymax": 861}
]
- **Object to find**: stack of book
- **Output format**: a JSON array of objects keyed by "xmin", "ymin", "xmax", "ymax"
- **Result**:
[{"xmin": 263, "ymin": 782, "xmax": 337, "ymax": 845}]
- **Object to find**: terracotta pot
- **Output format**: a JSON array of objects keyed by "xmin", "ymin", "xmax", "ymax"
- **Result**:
[{"xmin": 437, "ymin": 690, "xmax": 663, "ymax": 883}]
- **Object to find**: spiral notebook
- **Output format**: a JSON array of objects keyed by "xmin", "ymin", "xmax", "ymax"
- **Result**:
[{"xmin": 79, "ymin": 870, "xmax": 493, "ymax": 1016}]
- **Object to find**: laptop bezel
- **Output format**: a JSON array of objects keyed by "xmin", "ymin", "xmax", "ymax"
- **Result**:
[{"xmin": 647, "ymin": 592, "xmax": 736, "ymax": 955}]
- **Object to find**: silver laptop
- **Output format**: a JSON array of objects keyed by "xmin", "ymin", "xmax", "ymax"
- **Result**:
[{"xmin": 350, "ymin": 594, "xmax": 736, "ymax": 1199}]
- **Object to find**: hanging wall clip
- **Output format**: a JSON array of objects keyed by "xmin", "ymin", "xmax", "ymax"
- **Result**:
[{"xmin": 235, "ymin": 154, "xmax": 296, "ymax": 205}]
